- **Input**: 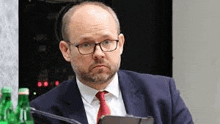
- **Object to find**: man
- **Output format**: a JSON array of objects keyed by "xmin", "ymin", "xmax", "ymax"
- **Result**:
[{"xmin": 30, "ymin": 1, "xmax": 193, "ymax": 124}]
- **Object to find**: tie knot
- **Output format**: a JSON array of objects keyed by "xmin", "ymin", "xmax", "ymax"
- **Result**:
[{"xmin": 96, "ymin": 91, "xmax": 107, "ymax": 102}]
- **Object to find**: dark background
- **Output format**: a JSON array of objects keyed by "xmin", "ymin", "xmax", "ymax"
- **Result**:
[{"xmin": 19, "ymin": 0, "xmax": 172, "ymax": 100}]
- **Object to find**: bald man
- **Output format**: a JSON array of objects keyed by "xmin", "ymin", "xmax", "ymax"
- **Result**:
[{"xmin": 30, "ymin": 1, "xmax": 193, "ymax": 124}]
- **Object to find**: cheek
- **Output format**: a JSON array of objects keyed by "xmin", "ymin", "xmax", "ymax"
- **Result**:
[
  {"xmin": 71, "ymin": 55, "xmax": 92, "ymax": 68},
  {"xmin": 108, "ymin": 52, "xmax": 121, "ymax": 64}
]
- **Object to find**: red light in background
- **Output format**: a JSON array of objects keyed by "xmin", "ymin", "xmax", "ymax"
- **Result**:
[
  {"xmin": 43, "ymin": 81, "xmax": 49, "ymax": 87},
  {"xmin": 55, "ymin": 81, "xmax": 59, "ymax": 86},
  {"xmin": 37, "ymin": 81, "xmax": 42, "ymax": 87}
]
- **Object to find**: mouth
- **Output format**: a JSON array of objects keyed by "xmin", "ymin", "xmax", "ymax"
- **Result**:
[
  {"xmin": 93, "ymin": 65, "xmax": 107, "ymax": 69},
  {"xmin": 89, "ymin": 62, "xmax": 110, "ymax": 72}
]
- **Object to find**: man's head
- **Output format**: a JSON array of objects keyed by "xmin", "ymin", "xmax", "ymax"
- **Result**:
[
  {"xmin": 61, "ymin": 1, "xmax": 121, "ymax": 42},
  {"xmin": 59, "ymin": 1, "xmax": 125, "ymax": 90}
]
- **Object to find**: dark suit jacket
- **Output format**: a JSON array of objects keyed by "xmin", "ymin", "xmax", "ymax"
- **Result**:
[{"xmin": 30, "ymin": 70, "xmax": 193, "ymax": 124}]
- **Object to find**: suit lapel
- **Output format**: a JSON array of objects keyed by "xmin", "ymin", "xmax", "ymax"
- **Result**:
[
  {"xmin": 118, "ymin": 70, "xmax": 151, "ymax": 117},
  {"xmin": 58, "ymin": 71, "xmax": 151, "ymax": 124},
  {"xmin": 61, "ymin": 79, "xmax": 88, "ymax": 124}
]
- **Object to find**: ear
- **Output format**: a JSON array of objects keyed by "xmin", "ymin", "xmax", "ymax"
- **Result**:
[
  {"xmin": 59, "ymin": 41, "xmax": 71, "ymax": 62},
  {"xmin": 118, "ymin": 33, "xmax": 125, "ymax": 55}
]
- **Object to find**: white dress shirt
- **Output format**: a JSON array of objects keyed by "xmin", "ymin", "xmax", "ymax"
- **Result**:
[{"xmin": 76, "ymin": 73, "xmax": 127, "ymax": 124}]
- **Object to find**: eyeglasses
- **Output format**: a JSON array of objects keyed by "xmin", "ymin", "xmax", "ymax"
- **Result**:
[{"xmin": 68, "ymin": 40, "xmax": 119, "ymax": 55}]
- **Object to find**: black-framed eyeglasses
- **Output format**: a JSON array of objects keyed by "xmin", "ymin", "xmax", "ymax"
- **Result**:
[{"xmin": 68, "ymin": 40, "xmax": 119, "ymax": 55}]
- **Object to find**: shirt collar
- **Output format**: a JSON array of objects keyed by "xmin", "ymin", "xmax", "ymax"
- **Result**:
[{"xmin": 76, "ymin": 73, "xmax": 120, "ymax": 104}]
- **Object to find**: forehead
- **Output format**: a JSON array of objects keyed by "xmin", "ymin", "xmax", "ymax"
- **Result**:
[{"xmin": 68, "ymin": 5, "xmax": 118, "ymax": 41}]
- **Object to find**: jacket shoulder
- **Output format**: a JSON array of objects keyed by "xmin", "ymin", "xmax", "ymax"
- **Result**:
[
  {"xmin": 118, "ymin": 70, "xmax": 172, "ymax": 86},
  {"xmin": 30, "ymin": 79, "xmax": 76, "ymax": 110},
  {"xmin": 118, "ymin": 70, "xmax": 176, "ymax": 99}
]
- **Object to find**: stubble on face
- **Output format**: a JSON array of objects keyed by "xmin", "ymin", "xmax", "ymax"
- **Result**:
[{"xmin": 72, "ymin": 57, "xmax": 120, "ymax": 85}]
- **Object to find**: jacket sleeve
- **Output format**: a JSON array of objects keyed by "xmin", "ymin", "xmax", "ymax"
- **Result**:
[
  {"xmin": 169, "ymin": 78, "xmax": 194, "ymax": 124},
  {"xmin": 30, "ymin": 102, "xmax": 51, "ymax": 124}
]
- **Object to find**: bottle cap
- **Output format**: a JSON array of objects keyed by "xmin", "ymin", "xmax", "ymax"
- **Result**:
[
  {"xmin": 2, "ymin": 87, "xmax": 12, "ymax": 93},
  {"xmin": 19, "ymin": 88, "xmax": 29, "ymax": 95}
]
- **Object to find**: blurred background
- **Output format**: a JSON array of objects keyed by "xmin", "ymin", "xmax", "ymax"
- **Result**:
[{"xmin": 19, "ymin": 0, "xmax": 172, "ymax": 100}]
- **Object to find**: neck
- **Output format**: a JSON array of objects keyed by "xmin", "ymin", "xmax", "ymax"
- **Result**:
[{"xmin": 83, "ymin": 81, "xmax": 111, "ymax": 90}]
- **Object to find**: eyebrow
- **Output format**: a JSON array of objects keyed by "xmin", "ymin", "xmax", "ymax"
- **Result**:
[
  {"xmin": 80, "ymin": 37, "xmax": 93, "ymax": 42},
  {"xmin": 79, "ymin": 34, "xmax": 114, "ymax": 42},
  {"xmin": 101, "ymin": 34, "xmax": 113, "ymax": 39}
]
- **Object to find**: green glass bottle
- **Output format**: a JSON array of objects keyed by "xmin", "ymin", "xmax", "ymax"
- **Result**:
[
  {"xmin": 0, "ymin": 88, "xmax": 2, "ymax": 100},
  {"xmin": 0, "ymin": 87, "xmax": 8, "ymax": 124},
  {"xmin": 0, "ymin": 87, "xmax": 17, "ymax": 124},
  {"xmin": 15, "ymin": 88, "xmax": 34, "ymax": 124}
]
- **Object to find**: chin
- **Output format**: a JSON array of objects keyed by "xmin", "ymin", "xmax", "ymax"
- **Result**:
[
  {"xmin": 92, "ymin": 73, "xmax": 111, "ymax": 82},
  {"xmin": 85, "ymin": 70, "xmax": 116, "ymax": 84}
]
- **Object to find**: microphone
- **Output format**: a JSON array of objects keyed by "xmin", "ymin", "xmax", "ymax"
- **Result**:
[{"xmin": 30, "ymin": 107, "xmax": 81, "ymax": 124}]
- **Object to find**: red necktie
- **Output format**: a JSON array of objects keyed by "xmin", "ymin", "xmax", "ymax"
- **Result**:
[{"xmin": 96, "ymin": 91, "xmax": 110, "ymax": 123}]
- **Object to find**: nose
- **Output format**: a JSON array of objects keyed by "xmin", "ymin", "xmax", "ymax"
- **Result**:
[{"xmin": 92, "ymin": 44, "xmax": 105, "ymax": 60}]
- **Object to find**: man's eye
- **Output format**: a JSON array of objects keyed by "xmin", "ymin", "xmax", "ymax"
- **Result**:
[
  {"xmin": 81, "ymin": 43, "xmax": 91, "ymax": 48},
  {"xmin": 103, "ymin": 40, "xmax": 110, "ymax": 45}
]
